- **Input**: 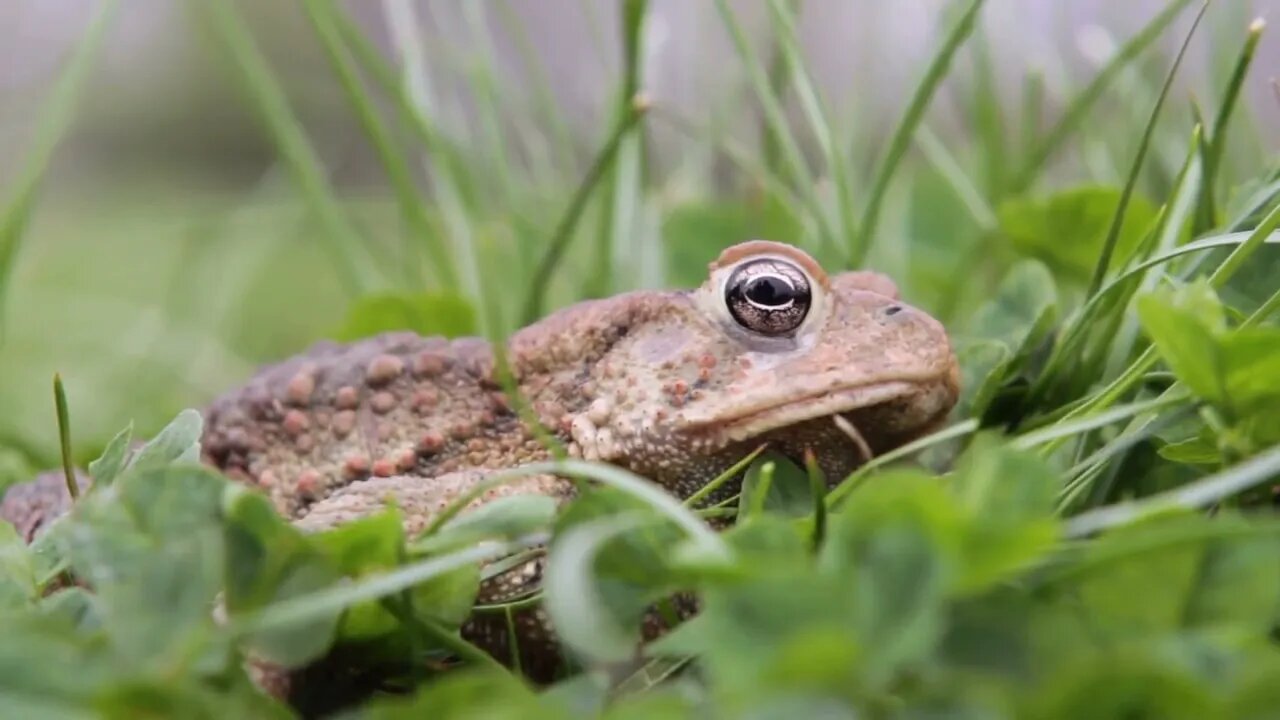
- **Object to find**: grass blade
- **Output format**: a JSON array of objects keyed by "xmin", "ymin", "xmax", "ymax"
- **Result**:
[
  {"xmin": 1010, "ymin": 0, "xmax": 1197, "ymax": 191},
  {"xmin": 588, "ymin": 0, "xmax": 650, "ymax": 300},
  {"xmin": 1195, "ymin": 17, "xmax": 1266, "ymax": 234},
  {"xmin": 200, "ymin": 0, "xmax": 380, "ymax": 296},
  {"xmin": 52, "ymin": 374, "xmax": 78, "ymax": 501},
  {"xmin": 0, "ymin": 0, "xmax": 119, "ymax": 331},
  {"xmin": 523, "ymin": 98, "xmax": 648, "ymax": 324},
  {"xmin": 766, "ymin": 0, "xmax": 856, "ymax": 250},
  {"xmin": 302, "ymin": 0, "xmax": 457, "ymax": 290},
  {"xmin": 1085, "ymin": 1, "xmax": 1209, "ymax": 298},
  {"xmin": 1065, "ymin": 443, "xmax": 1280, "ymax": 538},
  {"xmin": 713, "ymin": 0, "xmax": 837, "ymax": 255},
  {"xmin": 852, "ymin": 0, "xmax": 987, "ymax": 265}
]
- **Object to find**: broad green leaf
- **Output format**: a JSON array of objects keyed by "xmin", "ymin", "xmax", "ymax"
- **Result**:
[
  {"xmin": 351, "ymin": 669, "xmax": 563, "ymax": 720},
  {"xmin": 998, "ymin": 186, "xmax": 1159, "ymax": 283},
  {"xmin": 1226, "ymin": 657, "xmax": 1280, "ymax": 720},
  {"xmin": 312, "ymin": 508, "xmax": 410, "ymax": 640},
  {"xmin": 722, "ymin": 514, "xmax": 808, "ymax": 566},
  {"xmin": 690, "ymin": 572, "xmax": 863, "ymax": 699},
  {"xmin": 846, "ymin": 524, "xmax": 948, "ymax": 685},
  {"xmin": 555, "ymin": 488, "xmax": 677, "ymax": 588},
  {"xmin": 967, "ymin": 259, "xmax": 1058, "ymax": 353},
  {"xmin": 125, "ymin": 409, "xmax": 203, "ymax": 473},
  {"xmin": 414, "ymin": 494, "xmax": 558, "ymax": 555},
  {"xmin": 85, "ymin": 423, "xmax": 132, "ymax": 488},
  {"xmin": 0, "ymin": 522, "xmax": 36, "ymax": 606},
  {"xmin": 1136, "ymin": 291, "xmax": 1224, "ymax": 403},
  {"xmin": 600, "ymin": 690, "xmax": 699, "ymax": 720},
  {"xmin": 738, "ymin": 453, "xmax": 813, "ymax": 520},
  {"xmin": 54, "ymin": 465, "xmax": 227, "ymax": 666},
  {"xmin": 947, "ymin": 436, "xmax": 1060, "ymax": 591},
  {"xmin": 1159, "ymin": 434, "xmax": 1223, "ymax": 465},
  {"xmin": 955, "ymin": 339, "xmax": 1012, "ymax": 418},
  {"xmin": 1221, "ymin": 327, "xmax": 1280, "ymax": 409},
  {"xmin": 1181, "ymin": 519, "xmax": 1280, "ymax": 631},
  {"xmin": 313, "ymin": 505, "xmax": 480, "ymax": 636},
  {"xmin": 37, "ymin": 587, "xmax": 100, "ymax": 632},
  {"xmin": 816, "ymin": 474, "xmax": 960, "ymax": 685},
  {"xmin": 93, "ymin": 677, "xmax": 294, "ymax": 720},
  {"xmin": 0, "ymin": 619, "xmax": 118, "ymax": 720},
  {"xmin": 335, "ymin": 292, "xmax": 477, "ymax": 342},
  {"xmin": 1029, "ymin": 652, "xmax": 1218, "ymax": 720},
  {"xmin": 543, "ymin": 512, "xmax": 653, "ymax": 664},
  {"xmin": 221, "ymin": 485, "xmax": 340, "ymax": 667},
  {"xmin": 1069, "ymin": 514, "xmax": 1211, "ymax": 636}
]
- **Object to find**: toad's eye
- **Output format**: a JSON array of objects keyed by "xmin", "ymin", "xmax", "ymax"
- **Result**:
[{"xmin": 724, "ymin": 258, "xmax": 811, "ymax": 336}]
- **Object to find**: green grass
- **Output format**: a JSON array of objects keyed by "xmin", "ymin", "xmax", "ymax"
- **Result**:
[{"xmin": 1, "ymin": 0, "xmax": 1279, "ymax": 717}]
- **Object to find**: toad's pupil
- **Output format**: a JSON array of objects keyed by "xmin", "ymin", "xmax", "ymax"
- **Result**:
[
  {"xmin": 745, "ymin": 275, "xmax": 793, "ymax": 307},
  {"xmin": 724, "ymin": 258, "xmax": 812, "ymax": 337}
]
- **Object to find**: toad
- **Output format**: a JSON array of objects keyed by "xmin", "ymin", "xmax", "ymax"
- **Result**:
[{"xmin": 1, "ymin": 240, "xmax": 959, "ymax": 683}]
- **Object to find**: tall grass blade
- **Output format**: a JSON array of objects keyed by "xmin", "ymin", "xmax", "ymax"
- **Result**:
[
  {"xmin": 303, "ymin": 0, "xmax": 457, "ymax": 290},
  {"xmin": 523, "ymin": 99, "xmax": 648, "ymax": 324},
  {"xmin": 852, "ymin": 0, "xmax": 987, "ymax": 265},
  {"xmin": 53, "ymin": 374, "xmax": 78, "ymax": 501},
  {"xmin": 766, "ymin": 0, "xmax": 856, "ymax": 248},
  {"xmin": 200, "ymin": 0, "xmax": 379, "ymax": 296},
  {"xmin": 1194, "ymin": 17, "xmax": 1266, "ymax": 234},
  {"xmin": 1066, "ymin": 443, "xmax": 1280, "ymax": 538},
  {"xmin": 0, "ymin": 0, "xmax": 119, "ymax": 332},
  {"xmin": 593, "ymin": 0, "xmax": 651, "ymax": 298},
  {"xmin": 1011, "ymin": 0, "xmax": 1197, "ymax": 191},
  {"xmin": 1085, "ymin": 1, "xmax": 1209, "ymax": 298}
]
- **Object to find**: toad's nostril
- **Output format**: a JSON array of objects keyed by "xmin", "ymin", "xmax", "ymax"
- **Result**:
[{"xmin": 883, "ymin": 305, "xmax": 903, "ymax": 317}]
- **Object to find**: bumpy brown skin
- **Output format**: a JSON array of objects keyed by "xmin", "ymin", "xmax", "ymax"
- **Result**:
[{"xmin": 2, "ymin": 240, "xmax": 960, "ymax": 688}]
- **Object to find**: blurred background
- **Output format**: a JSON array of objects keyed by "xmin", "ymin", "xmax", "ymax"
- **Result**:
[{"xmin": 0, "ymin": 0, "xmax": 1276, "ymax": 482}]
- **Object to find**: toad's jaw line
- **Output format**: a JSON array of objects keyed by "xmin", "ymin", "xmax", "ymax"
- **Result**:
[{"xmin": 679, "ymin": 378, "xmax": 942, "ymax": 445}]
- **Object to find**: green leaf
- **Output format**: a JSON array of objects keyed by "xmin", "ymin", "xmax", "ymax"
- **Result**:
[
  {"xmin": 92, "ymin": 677, "xmax": 294, "ymax": 720},
  {"xmin": 738, "ymin": 453, "xmax": 814, "ymax": 521},
  {"xmin": 821, "ymin": 486, "xmax": 954, "ymax": 685},
  {"xmin": 1136, "ymin": 289, "xmax": 1224, "ymax": 403},
  {"xmin": 690, "ymin": 571, "xmax": 863, "ymax": 700},
  {"xmin": 997, "ymin": 186, "xmax": 1159, "ymax": 283},
  {"xmin": 351, "ymin": 669, "xmax": 563, "ymax": 720},
  {"xmin": 947, "ymin": 436, "xmax": 1060, "ymax": 591},
  {"xmin": 85, "ymin": 423, "xmax": 132, "ymax": 488},
  {"xmin": 414, "ymin": 494, "xmax": 558, "ymax": 555},
  {"xmin": 0, "ymin": 617, "xmax": 118, "ymax": 720},
  {"xmin": 221, "ymin": 485, "xmax": 341, "ymax": 667},
  {"xmin": 1180, "ymin": 518, "xmax": 1280, "ymax": 632},
  {"xmin": 555, "ymin": 488, "xmax": 677, "ymax": 588},
  {"xmin": 125, "ymin": 409, "xmax": 203, "ymax": 473},
  {"xmin": 955, "ymin": 339, "xmax": 1012, "ymax": 418},
  {"xmin": 58, "ymin": 465, "xmax": 227, "ymax": 666},
  {"xmin": 1159, "ymin": 434, "xmax": 1223, "ymax": 465},
  {"xmin": 1030, "ymin": 652, "xmax": 1218, "ymax": 720},
  {"xmin": 967, "ymin": 259, "xmax": 1058, "ymax": 353},
  {"xmin": 717, "ymin": 514, "xmax": 809, "ymax": 577},
  {"xmin": 1068, "ymin": 514, "xmax": 1211, "ymax": 636},
  {"xmin": 313, "ymin": 505, "xmax": 481, "ymax": 636},
  {"xmin": 543, "ymin": 511, "xmax": 653, "ymax": 664},
  {"xmin": 335, "ymin": 292, "xmax": 477, "ymax": 342},
  {"xmin": 1220, "ymin": 326, "xmax": 1280, "ymax": 409},
  {"xmin": 0, "ymin": 522, "xmax": 36, "ymax": 607}
]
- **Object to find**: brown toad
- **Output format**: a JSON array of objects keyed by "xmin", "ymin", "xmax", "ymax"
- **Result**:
[{"xmin": 2, "ymin": 240, "xmax": 959, "ymax": 682}]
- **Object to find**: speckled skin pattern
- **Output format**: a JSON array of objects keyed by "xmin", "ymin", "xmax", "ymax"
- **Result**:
[{"xmin": 1, "ymin": 240, "xmax": 960, "ymax": 685}]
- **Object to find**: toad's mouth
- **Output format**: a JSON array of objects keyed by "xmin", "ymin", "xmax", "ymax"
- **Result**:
[{"xmin": 678, "ymin": 374, "xmax": 958, "ymax": 447}]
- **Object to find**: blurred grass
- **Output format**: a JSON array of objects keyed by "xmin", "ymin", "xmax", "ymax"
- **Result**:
[{"xmin": 0, "ymin": 0, "xmax": 1277, "ymax": 493}]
